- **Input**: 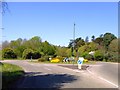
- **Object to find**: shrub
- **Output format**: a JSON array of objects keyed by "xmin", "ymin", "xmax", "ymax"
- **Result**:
[
  {"xmin": 107, "ymin": 52, "xmax": 118, "ymax": 62},
  {"xmin": 2, "ymin": 48, "xmax": 17, "ymax": 59},
  {"xmin": 50, "ymin": 58, "xmax": 60, "ymax": 63},
  {"xmin": 85, "ymin": 54, "xmax": 94, "ymax": 60},
  {"xmin": 94, "ymin": 50, "xmax": 104, "ymax": 61},
  {"xmin": 22, "ymin": 49, "xmax": 33, "ymax": 59},
  {"xmin": 81, "ymin": 52, "xmax": 89, "ymax": 58},
  {"xmin": 43, "ymin": 56, "xmax": 49, "ymax": 61},
  {"xmin": 33, "ymin": 51, "xmax": 41, "ymax": 59},
  {"xmin": 56, "ymin": 56, "xmax": 65, "ymax": 62},
  {"xmin": 83, "ymin": 59, "xmax": 88, "ymax": 63},
  {"xmin": 38, "ymin": 57, "xmax": 46, "ymax": 62}
]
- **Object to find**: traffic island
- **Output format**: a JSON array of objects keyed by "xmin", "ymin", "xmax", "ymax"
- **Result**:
[
  {"xmin": 81, "ymin": 65, "xmax": 89, "ymax": 70},
  {"xmin": 58, "ymin": 64, "xmax": 89, "ymax": 70}
]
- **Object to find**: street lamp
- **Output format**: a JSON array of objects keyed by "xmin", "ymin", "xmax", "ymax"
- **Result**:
[
  {"xmin": 72, "ymin": 22, "xmax": 75, "ymax": 65},
  {"xmin": 73, "ymin": 22, "xmax": 75, "ymax": 56}
]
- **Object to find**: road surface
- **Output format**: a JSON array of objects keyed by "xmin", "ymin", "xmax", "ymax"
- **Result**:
[
  {"xmin": 87, "ymin": 62, "xmax": 119, "ymax": 88},
  {"xmin": 1, "ymin": 60, "xmax": 118, "ymax": 89}
]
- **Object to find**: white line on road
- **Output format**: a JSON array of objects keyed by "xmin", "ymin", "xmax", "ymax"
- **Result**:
[
  {"xmin": 43, "ymin": 64, "xmax": 54, "ymax": 66},
  {"xmin": 72, "ymin": 69, "xmax": 84, "ymax": 73},
  {"xmin": 44, "ymin": 68, "xmax": 51, "ymax": 71},
  {"xmin": 57, "ymin": 65, "xmax": 84, "ymax": 73},
  {"xmin": 98, "ymin": 76, "xmax": 118, "ymax": 88},
  {"xmin": 87, "ymin": 68, "xmax": 118, "ymax": 88}
]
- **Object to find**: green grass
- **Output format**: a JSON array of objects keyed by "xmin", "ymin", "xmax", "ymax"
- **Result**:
[{"xmin": 0, "ymin": 63, "xmax": 24, "ymax": 88}]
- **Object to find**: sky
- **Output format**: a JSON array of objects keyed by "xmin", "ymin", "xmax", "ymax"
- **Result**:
[{"xmin": 2, "ymin": 2, "xmax": 118, "ymax": 46}]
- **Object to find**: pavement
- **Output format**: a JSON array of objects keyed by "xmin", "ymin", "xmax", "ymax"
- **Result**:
[{"xmin": 0, "ymin": 60, "xmax": 119, "ymax": 89}]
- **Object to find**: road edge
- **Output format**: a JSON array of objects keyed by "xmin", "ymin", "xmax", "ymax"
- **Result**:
[{"xmin": 86, "ymin": 65, "xmax": 118, "ymax": 88}]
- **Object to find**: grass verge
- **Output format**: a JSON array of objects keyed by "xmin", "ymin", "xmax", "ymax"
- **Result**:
[{"xmin": 0, "ymin": 63, "xmax": 24, "ymax": 88}]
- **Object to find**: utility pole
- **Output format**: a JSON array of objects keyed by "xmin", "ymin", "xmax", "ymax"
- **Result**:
[
  {"xmin": 72, "ymin": 22, "xmax": 75, "ymax": 56},
  {"xmin": 72, "ymin": 22, "xmax": 75, "ymax": 65},
  {"xmin": 73, "ymin": 22, "xmax": 75, "ymax": 53}
]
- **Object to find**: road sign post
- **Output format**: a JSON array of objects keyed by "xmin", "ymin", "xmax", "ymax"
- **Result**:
[
  {"xmin": 77, "ymin": 57, "xmax": 84, "ymax": 69},
  {"xmin": 31, "ymin": 56, "xmax": 32, "ymax": 61}
]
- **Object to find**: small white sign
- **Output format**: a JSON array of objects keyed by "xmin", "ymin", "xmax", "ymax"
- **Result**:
[
  {"xmin": 77, "ymin": 57, "xmax": 84, "ymax": 69},
  {"xmin": 78, "ymin": 57, "xmax": 84, "ymax": 64}
]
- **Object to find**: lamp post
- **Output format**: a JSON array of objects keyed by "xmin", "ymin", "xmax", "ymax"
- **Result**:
[
  {"xmin": 73, "ymin": 22, "xmax": 75, "ymax": 56},
  {"xmin": 72, "ymin": 22, "xmax": 75, "ymax": 65}
]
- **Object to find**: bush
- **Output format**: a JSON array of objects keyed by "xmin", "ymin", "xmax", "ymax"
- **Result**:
[
  {"xmin": 33, "ymin": 51, "xmax": 41, "ymax": 59},
  {"xmin": 22, "ymin": 49, "xmax": 34, "ymax": 59},
  {"xmin": 81, "ymin": 52, "xmax": 89, "ymax": 58},
  {"xmin": 107, "ymin": 52, "xmax": 118, "ymax": 62},
  {"xmin": 2, "ymin": 48, "xmax": 17, "ymax": 59},
  {"xmin": 50, "ymin": 58, "xmax": 60, "ymax": 63},
  {"xmin": 22, "ymin": 49, "xmax": 42, "ymax": 59},
  {"xmin": 38, "ymin": 57, "xmax": 46, "ymax": 62},
  {"xmin": 56, "ymin": 56, "xmax": 65, "ymax": 62},
  {"xmin": 94, "ymin": 50, "xmax": 104, "ymax": 61},
  {"xmin": 43, "ymin": 56, "xmax": 49, "ymax": 61},
  {"xmin": 83, "ymin": 59, "xmax": 88, "ymax": 63},
  {"xmin": 85, "ymin": 54, "xmax": 94, "ymax": 60}
]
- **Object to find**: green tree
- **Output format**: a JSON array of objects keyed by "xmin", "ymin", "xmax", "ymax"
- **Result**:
[
  {"xmin": 108, "ymin": 39, "xmax": 118, "ymax": 52},
  {"xmin": 88, "ymin": 42, "xmax": 99, "ymax": 51},
  {"xmin": 66, "ymin": 48, "xmax": 72, "ymax": 57},
  {"xmin": 108, "ymin": 39, "xmax": 118, "ymax": 62},
  {"xmin": 103, "ymin": 33, "xmax": 117, "ymax": 51},
  {"xmin": 24, "ymin": 36, "xmax": 42, "ymax": 51},
  {"xmin": 42, "ymin": 41, "xmax": 55, "ymax": 56},
  {"xmin": 94, "ymin": 37, "xmax": 103, "ymax": 45},
  {"xmin": 81, "ymin": 52, "xmax": 89, "ymax": 58},
  {"xmin": 91, "ymin": 35, "xmax": 95, "ymax": 42},
  {"xmin": 75, "ymin": 37, "xmax": 85, "ymax": 50},
  {"xmin": 33, "ymin": 51, "xmax": 41, "ymax": 59},
  {"xmin": 94, "ymin": 50, "xmax": 104, "ymax": 61},
  {"xmin": 78, "ymin": 45, "xmax": 89, "ymax": 56},
  {"xmin": 2, "ymin": 48, "xmax": 17, "ymax": 59},
  {"xmin": 78, "ymin": 42, "xmax": 98, "ymax": 56},
  {"xmin": 69, "ymin": 37, "xmax": 85, "ymax": 56},
  {"xmin": 56, "ymin": 47, "xmax": 68, "ymax": 57},
  {"xmin": 10, "ymin": 38, "xmax": 26, "ymax": 58},
  {"xmin": 99, "ymin": 34, "xmax": 103, "ymax": 38},
  {"xmin": 68, "ymin": 37, "xmax": 85, "ymax": 49},
  {"xmin": 22, "ymin": 48, "xmax": 34, "ymax": 59},
  {"xmin": 85, "ymin": 54, "xmax": 94, "ymax": 60}
]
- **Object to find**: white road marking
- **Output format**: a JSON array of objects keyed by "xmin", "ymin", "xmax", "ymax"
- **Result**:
[
  {"xmin": 87, "ymin": 68, "xmax": 118, "ymax": 88},
  {"xmin": 44, "ymin": 68, "xmax": 51, "ymax": 71},
  {"xmin": 57, "ymin": 65, "xmax": 84, "ymax": 73},
  {"xmin": 89, "ymin": 65, "xmax": 102, "ymax": 67},
  {"xmin": 98, "ymin": 76, "xmax": 118, "ymax": 88},
  {"xmin": 43, "ymin": 64, "xmax": 54, "ymax": 66},
  {"xmin": 72, "ymin": 69, "xmax": 84, "ymax": 73}
]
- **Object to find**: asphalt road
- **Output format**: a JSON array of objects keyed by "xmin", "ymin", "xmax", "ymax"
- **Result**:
[
  {"xmin": 1, "ymin": 60, "xmax": 118, "ymax": 89},
  {"xmin": 87, "ymin": 62, "xmax": 119, "ymax": 88}
]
